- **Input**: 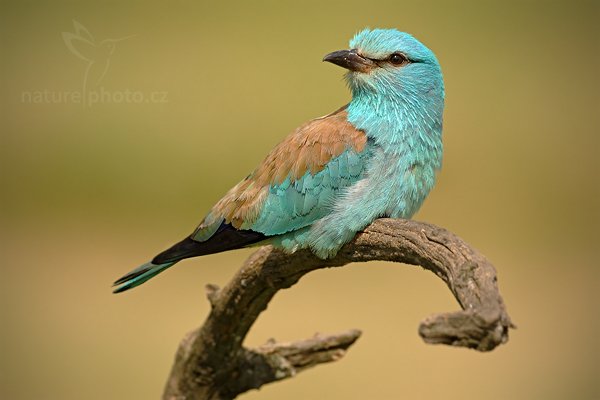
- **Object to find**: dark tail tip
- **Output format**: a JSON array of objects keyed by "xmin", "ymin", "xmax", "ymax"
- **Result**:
[{"xmin": 151, "ymin": 224, "xmax": 267, "ymax": 265}]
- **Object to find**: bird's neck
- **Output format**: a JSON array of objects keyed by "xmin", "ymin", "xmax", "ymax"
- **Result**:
[{"xmin": 346, "ymin": 86, "xmax": 444, "ymax": 163}]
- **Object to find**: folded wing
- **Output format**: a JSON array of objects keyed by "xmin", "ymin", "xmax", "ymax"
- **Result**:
[{"xmin": 193, "ymin": 105, "xmax": 369, "ymax": 241}]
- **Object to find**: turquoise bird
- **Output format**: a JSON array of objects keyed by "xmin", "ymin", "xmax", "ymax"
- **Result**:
[{"xmin": 113, "ymin": 28, "xmax": 444, "ymax": 293}]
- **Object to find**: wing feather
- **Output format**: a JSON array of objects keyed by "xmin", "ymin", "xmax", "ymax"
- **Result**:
[{"xmin": 192, "ymin": 105, "xmax": 369, "ymax": 240}]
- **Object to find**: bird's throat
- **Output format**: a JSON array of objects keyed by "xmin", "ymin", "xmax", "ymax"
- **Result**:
[{"xmin": 347, "ymin": 88, "xmax": 443, "ymax": 153}]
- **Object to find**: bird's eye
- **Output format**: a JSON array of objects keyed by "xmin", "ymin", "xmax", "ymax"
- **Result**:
[{"xmin": 389, "ymin": 53, "xmax": 408, "ymax": 66}]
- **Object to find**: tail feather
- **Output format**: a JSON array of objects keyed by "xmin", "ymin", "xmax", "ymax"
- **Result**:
[
  {"xmin": 112, "ymin": 222, "xmax": 268, "ymax": 293},
  {"xmin": 112, "ymin": 261, "xmax": 175, "ymax": 294},
  {"xmin": 151, "ymin": 223, "xmax": 266, "ymax": 264}
]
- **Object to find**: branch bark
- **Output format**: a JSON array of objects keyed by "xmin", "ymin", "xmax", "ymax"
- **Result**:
[{"xmin": 163, "ymin": 218, "xmax": 512, "ymax": 400}]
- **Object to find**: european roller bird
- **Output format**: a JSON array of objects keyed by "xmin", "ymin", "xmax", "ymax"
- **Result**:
[{"xmin": 113, "ymin": 28, "xmax": 444, "ymax": 293}]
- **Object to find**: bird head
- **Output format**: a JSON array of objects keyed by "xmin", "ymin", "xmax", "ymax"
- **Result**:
[{"xmin": 324, "ymin": 28, "xmax": 443, "ymax": 99}]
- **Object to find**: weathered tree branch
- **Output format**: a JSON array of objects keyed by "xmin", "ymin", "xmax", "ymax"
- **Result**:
[{"xmin": 163, "ymin": 218, "xmax": 512, "ymax": 400}]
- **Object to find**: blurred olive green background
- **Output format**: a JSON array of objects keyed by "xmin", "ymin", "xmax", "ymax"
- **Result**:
[{"xmin": 2, "ymin": 1, "xmax": 598, "ymax": 399}]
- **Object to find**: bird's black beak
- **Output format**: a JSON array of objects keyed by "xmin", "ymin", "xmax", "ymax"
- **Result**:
[{"xmin": 323, "ymin": 49, "xmax": 375, "ymax": 72}]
